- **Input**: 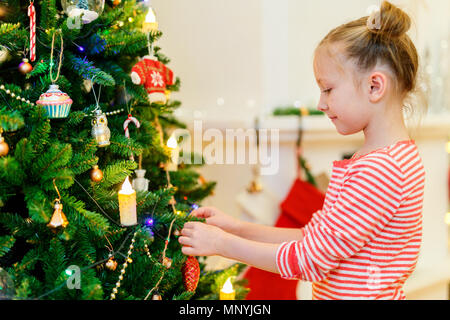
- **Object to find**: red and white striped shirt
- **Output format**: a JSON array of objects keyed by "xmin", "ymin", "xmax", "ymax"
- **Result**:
[{"xmin": 276, "ymin": 140, "xmax": 425, "ymax": 300}]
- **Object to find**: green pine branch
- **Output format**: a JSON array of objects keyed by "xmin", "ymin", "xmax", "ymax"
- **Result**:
[
  {"xmin": 0, "ymin": 235, "xmax": 15, "ymax": 258},
  {"xmin": 0, "ymin": 106, "xmax": 25, "ymax": 131},
  {"xmin": 67, "ymin": 53, "xmax": 116, "ymax": 86}
]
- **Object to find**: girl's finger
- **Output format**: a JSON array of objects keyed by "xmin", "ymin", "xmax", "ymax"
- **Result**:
[
  {"xmin": 190, "ymin": 207, "xmax": 212, "ymax": 218},
  {"xmin": 178, "ymin": 236, "xmax": 192, "ymax": 246},
  {"xmin": 181, "ymin": 246, "xmax": 196, "ymax": 256},
  {"xmin": 184, "ymin": 221, "xmax": 202, "ymax": 230},
  {"xmin": 180, "ymin": 227, "xmax": 192, "ymax": 237},
  {"xmin": 183, "ymin": 222, "xmax": 195, "ymax": 229}
]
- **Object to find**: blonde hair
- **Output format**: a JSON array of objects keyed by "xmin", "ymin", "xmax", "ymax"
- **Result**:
[{"xmin": 316, "ymin": 1, "xmax": 428, "ymax": 130}]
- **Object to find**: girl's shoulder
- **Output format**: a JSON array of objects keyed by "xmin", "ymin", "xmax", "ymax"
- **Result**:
[
  {"xmin": 333, "ymin": 140, "xmax": 422, "ymax": 183},
  {"xmin": 333, "ymin": 140, "xmax": 418, "ymax": 169}
]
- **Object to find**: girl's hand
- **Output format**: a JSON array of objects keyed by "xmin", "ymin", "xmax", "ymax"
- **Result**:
[
  {"xmin": 178, "ymin": 221, "xmax": 227, "ymax": 256},
  {"xmin": 190, "ymin": 206, "xmax": 242, "ymax": 235}
]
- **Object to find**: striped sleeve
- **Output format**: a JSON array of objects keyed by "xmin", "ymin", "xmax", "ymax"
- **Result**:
[
  {"xmin": 276, "ymin": 156, "xmax": 404, "ymax": 281},
  {"xmin": 303, "ymin": 209, "xmax": 325, "ymax": 235}
]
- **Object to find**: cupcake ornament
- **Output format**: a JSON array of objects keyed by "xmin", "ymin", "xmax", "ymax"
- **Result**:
[{"xmin": 36, "ymin": 31, "xmax": 73, "ymax": 119}]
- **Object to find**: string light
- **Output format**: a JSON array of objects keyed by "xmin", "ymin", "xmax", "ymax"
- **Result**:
[
  {"xmin": 144, "ymin": 217, "xmax": 154, "ymax": 228},
  {"xmin": 110, "ymin": 231, "xmax": 138, "ymax": 300},
  {"xmin": 0, "ymin": 84, "xmax": 34, "ymax": 106}
]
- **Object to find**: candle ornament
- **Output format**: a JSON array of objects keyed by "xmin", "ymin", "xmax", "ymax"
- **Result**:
[
  {"xmin": 142, "ymin": 6, "xmax": 158, "ymax": 34},
  {"xmin": 220, "ymin": 277, "xmax": 235, "ymax": 300},
  {"xmin": 166, "ymin": 135, "xmax": 179, "ymax": 172},
  {"xmin": 118, "ymin": 176, "xmax": 137, "ymax": 226}
]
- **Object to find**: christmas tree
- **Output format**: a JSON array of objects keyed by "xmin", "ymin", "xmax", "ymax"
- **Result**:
[{"xmin": 0, "ymin": 0, "xmax": 248, "ymax": 300}]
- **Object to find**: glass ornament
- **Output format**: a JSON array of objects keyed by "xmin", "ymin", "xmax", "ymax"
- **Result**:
[
  {"xmin": 61, "ymin": 0, "xmax": 105, "ymax": 24},
  {"xmin": 36, "ymin": 84, "xmax": 73, "ymax": 119}
]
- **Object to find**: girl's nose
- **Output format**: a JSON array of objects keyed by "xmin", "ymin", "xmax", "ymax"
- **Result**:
[{"xmin": 317, "ymin": 101, "xmax": 329, "ymax": 112}]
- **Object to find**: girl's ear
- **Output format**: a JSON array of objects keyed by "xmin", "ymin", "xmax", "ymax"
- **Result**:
[{"xmin": 368, "ymin": 71, "xmax": 388, "ymax": 103}]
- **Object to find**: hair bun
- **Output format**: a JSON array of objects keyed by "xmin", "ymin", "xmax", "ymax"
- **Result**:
[{"xmin": 372, "ymin": 1, "xmax": 411, "ymax": 38}]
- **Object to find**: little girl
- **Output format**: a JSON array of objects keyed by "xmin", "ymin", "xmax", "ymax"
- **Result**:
[{"xmin": 179, "ymin": 1, "xmax": 426, "ymax": 300}]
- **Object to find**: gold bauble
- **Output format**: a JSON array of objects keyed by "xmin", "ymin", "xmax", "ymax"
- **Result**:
[
  {"xmin": 0, "ymin": 137, "xmax": 9, "ymax": 157},
  {"xmin": 105, "ymin": 257, "xmax": 118, "ymax": 271},
  {"xmin": 162, "ymin": 257, "xmax": 172, "ymax": 269},
  {"xmin": 90, "ymin": 165, "xmax": 103, "ymax": 182},
  {"xmin": 18, "ymin": 58, "xmax": 33, "ymax": 74}
]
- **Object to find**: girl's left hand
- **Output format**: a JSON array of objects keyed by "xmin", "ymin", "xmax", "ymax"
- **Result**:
[{"xmin": 178, "ymin": 221, "xmax": 226, "ymax": 256}]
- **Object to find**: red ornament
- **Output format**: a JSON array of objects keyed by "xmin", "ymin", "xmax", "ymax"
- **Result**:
[
  {"xmin": 182, "ymin": 256, "xmax": 200, "ymax": 292},
  {"xmin": 130, "ymin": 58, "xmax": 174, "ymax": 105}
]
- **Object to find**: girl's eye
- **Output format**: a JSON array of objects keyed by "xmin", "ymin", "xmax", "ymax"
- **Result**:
[{"xmin": 322, "ymin": 88, "xmax": 332, "ymax": 94}]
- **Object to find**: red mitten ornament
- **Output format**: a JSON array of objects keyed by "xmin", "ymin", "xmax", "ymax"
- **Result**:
[
  {"xmin": 130, "ymin": 56, "xmax": 174, "ymax": 105},
  {"xmin": 182, "ymin": 256, "xmax": 200, "ymax": 292}
]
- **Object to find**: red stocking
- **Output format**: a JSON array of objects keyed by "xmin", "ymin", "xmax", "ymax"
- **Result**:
[{"xmin": 243, "ymin": 178, "xmax": 325, "ymax": 300}]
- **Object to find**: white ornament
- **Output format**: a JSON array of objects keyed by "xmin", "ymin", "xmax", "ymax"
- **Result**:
[{"xmin": 132, "ymin": 169, "xmax": 149, "ymax": 192}]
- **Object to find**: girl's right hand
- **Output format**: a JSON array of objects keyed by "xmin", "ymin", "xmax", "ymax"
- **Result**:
[{"xmin": 189, "ymin": 206, "xmax": 242, "ymax": 235}]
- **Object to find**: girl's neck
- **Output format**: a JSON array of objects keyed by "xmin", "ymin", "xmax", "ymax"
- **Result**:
[{"xmin": 358, "ymin": 105, "xmax": 410, "ymax": 157}]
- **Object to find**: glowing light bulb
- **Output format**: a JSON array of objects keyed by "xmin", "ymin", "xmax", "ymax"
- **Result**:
[
  {"xmin": 145, "ymin": 7, "xmax": 156, "ymax": 23},
  {"xmin": 222, "ymin": 277, "xmax": 233, "ymax": 293},
  {"xmin": 167, "ymin": 136, "xmax": 178, "ymax": 149},
  {"xmin": 220, "ymin": 277, "xmax": 235, "ymax": 300},
  {"xmin": 166, "ymin": 135, "xmax": 179, "ymax": 171},
  {"xmin": 145, "ymin": 218, "xmax": 154, "ymax": 227},
  {"xmin": 143, "ymin": 6, "xmax": 158, "ymax": 33},
  {"xmin": 120, "ymin": 176, "xmax": 134, "ymax": 194}
]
